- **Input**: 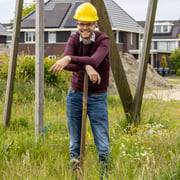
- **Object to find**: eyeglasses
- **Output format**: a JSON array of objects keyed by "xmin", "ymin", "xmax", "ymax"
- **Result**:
[{"xmin": 77, "ymin": 22, "xmax": 95, "ymax": 28}]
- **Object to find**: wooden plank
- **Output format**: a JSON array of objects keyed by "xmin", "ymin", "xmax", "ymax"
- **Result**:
[
  {"xmin": 35, "ymin": 0, "xmax": 44, "ymax": 136},
  {"xmin": 3, "ymin": 0, "xmax": 24, "ymax": 127},
  {"xmin": 132, "ymin": 0, "xmax": 158, "ymax": 123},
  {"xmin": 91, "ymin": 0, "xmax": 133, "ymax": 118}
]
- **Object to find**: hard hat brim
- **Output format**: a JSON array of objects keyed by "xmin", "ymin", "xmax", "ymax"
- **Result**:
[{"xmin": 74, "ymin": 16, "xmax": 99, "ymax": 22}]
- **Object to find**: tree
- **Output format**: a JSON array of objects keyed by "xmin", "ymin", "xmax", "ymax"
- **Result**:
[
  {"xmin": 22, "ymin": 0, "xmax": 35, "ymax": 18},
  {"xmin": 10, "ymin": 0, "xmax": 35, "ymax": 24},
  {"xmin": 160, "ymin": 54, "xmax": 167, "ymax": 68},
  {"xmin": 169, "ymin": 48, "xmax": 180, "ymax": 71}
]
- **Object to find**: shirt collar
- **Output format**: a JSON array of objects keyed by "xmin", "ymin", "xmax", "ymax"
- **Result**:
[{"xmin": 79, "ymin": 32, "xmax": 95, "ymax": 44}]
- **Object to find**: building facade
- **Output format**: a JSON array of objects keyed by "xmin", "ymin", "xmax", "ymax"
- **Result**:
[
  {"xmin": 0, "ymin": 23, "xmax": 11, "ymax": 55},
  {"xmin": 137, "ymin": 20, "xmax": 180, "ymax": 69},
  {"xmin": 12, "ymin": 0, "xmax": 143, "ymax": 59}
]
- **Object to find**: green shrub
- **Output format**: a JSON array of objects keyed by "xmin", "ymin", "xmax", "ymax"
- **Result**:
[
  {"xmin": 169, "ymin": 69, "xmax": 176, "ymax": 74},
  {"xmin": 13, "ymin": 81, "xmax": 35, "ymax": 103},
  {"xmin": 160, "ymin": 55, "xmax": 167, "ymax": 68},
  {"xmin": 16, "ymin": 56, "xmax": 35, "ymax": 81},
  {"xmin": 0, "ymin": 55, "xmax": 71, "ymax": 102},
  {"xmin": 0, "ymin": 79, "xmax": 6, "ymax": 100},
  {"xmin": 43, "ymin": 57, "xmax": 71, "ymax": 86},
  {"xmin": 0, "ymin": 55, "xmax": 71, "ymax": 89},
  {"xmin": 0, "ymin": 57, "xmax": 9, "ymax": 79},
  {"xmin": 0, "ymin": 56, "xmax": 71, "ymax": 103},
  {"xmin": 169, "ymin": 48, "xmax": 180, "ymax": 71},
  {"xmin": 176, "ymin": 69, "xmax": 180, "ymax": 76}
]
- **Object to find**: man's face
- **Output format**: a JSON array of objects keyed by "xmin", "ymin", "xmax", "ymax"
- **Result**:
[{"xmin": 77, "ymin": 21, "xmax": 96, "ymax": 41}]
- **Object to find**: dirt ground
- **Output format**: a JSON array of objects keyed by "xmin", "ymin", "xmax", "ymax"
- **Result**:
[
  {"xmin": 143, "ymin": 78, "xmax": 180, "ymax": 101},
  {"xmin": 108, "ymin": 53, "xmax": 180, "ymax": 101}
]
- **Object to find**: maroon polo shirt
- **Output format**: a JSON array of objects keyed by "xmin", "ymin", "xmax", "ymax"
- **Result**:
[{"xmin": 64, "ymin": 31, "xmax": 110, "ymax": 94}]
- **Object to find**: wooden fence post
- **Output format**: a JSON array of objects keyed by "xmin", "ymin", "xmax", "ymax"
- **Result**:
[
  {"xmin": 35, "ymin": 0, "xmax": 44, "ymax": 136},
  {"xmin": 91, "ymin": 0, "xmax": 133, "ymax": 119},
  {"xmin": 132, "ymin": 0, "xmax": 158, "ymax": 124},
  {"xmin": 3, "ymin": 0, "xmax": 24, "ymax": 127}
]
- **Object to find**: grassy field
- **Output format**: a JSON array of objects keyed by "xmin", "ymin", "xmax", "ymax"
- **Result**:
[{"xmin": 0, "ymin": 77, "xmax": 180, "ymax": 180}]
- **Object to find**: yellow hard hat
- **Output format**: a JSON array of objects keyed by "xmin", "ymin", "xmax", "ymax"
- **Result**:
[{"xmin": 74, "ymin": 2, "xmax": 99, "ymax": 22}]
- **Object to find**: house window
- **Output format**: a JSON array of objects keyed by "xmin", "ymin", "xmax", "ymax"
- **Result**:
[
  {"xmin": 113, "ymin": 31, "xmax": 116, "ymax": 40},
  {"xmin": 25, "ymin": 32, "xmax": 35, "ymax": 42},
  {"xmin": 119, "ymin": 31, "xmax": 124, "ymax": 43},
  {"xmin": 25, "ymin": 55, "xmax": 35, "ymax": 59},
  {"xmin": 48, "ymin": 55, "xmax": 57, "ymax": 60},
  {"xmin": 151, "ymin": 41, "xmax": 157, "ymax": 50},
  {"xmin": 168, "ymin": 41, "xmax": 176, "ymax": 51},
  {"xmin": 157, "ymin": 41, "xmax": 177, "ymax": 51},
  {"xmin": 48, "ymin": 32, "xmax": 56, "ymax": 43},
  {"xmin": 151, "ymin": 42, "xmax": 155, "ymax": 49},
  {"xmin": 56, "ymin": 31, "xmax": 70, "ymax": 42},
  {"xmin": 154, "ymin": 23, "xmax": 173, "ymax": 33},
  {"xmin": 157, "ymin": 41, "xmax": 167, "ymax": 51},
  {"xmin": 163, "ymin": 25, "xmax": 168, "ymax": 32},
  {"xmin": 155, "ymin": 25, "xmax": 161, "ymax": 33}
]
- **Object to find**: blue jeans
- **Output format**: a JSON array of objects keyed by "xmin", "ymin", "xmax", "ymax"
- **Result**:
[{"xmin": 66, "ymin": 88, "xmax": 110, "ymax": 163}]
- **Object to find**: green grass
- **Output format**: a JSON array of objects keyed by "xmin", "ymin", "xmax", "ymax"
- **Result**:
[{"xmin": 0, "ymin": 77, "xmax": 180, "ymax": 179}]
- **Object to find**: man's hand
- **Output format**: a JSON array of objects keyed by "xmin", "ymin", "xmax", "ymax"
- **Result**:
[
  {"xmin": 49, "ymin": 56, "xmax": 71, "ymax": 74},
  {"xmin": 85, "ymin": 65, "xmax": 101, "ymax": 85}
]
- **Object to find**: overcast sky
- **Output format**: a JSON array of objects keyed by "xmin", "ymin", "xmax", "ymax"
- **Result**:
[{"xmin": 0, "ymin": 0, "xmax": 179, "ymax": 24}]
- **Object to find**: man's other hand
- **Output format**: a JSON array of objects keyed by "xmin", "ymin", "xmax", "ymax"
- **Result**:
[{"xmin": 49, "ymin": 56, "xmax": 71, "ymax": 75}]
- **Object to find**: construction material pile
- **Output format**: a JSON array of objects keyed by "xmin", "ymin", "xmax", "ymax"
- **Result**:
[{"xmin": 108, "ymin": 53, "xmax": 172, "ymax": 94}]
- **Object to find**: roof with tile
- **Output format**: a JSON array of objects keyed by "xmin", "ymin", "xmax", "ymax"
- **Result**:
[
  {"xmin": 138, "ymin": 20, "xmax": 180, "ymax": 39},
  {"xmin": 0, "ymin": 23, "xmax": 11, "ymax": 36},
  {"xmin": 21, "ymin": 0, "xmax": 143, "ymax": 33}
]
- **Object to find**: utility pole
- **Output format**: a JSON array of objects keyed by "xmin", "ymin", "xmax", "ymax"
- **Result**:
[
  {"xmin": 132, "ymin": 0, "xmax": 158, "ymax": 124},
  {"xmin": 3, "ymin": 0, "xmax": 24, "ymax": 127},
  {"xmin": 35, "ymin": 0, "xmax": 44, "ymax": 136},
  {"xmin": 91, "ymin": 0, "xmax": 133, "ymax": 119}
]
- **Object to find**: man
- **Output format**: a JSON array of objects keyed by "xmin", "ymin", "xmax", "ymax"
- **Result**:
[{"xmin": 50, "ymin": 2, "xmax": 111, "ymax": 177}]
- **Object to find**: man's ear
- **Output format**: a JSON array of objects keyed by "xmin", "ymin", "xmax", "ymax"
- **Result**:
[{"xmin": 95, "ymin": 21, "xmax": 97, "ymax": 26}]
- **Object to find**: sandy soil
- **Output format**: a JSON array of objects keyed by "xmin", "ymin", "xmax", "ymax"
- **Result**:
[
  {"xmin": 143, "ymin": 78, "xmax": 180, "ymax": 101},
  {"xmin": 108, "ymin": 53, "xmax": 180, "ymax": 101},
  {"xmin": 108, "ymin": 53, "xmax": 173, "ymax": 94}
]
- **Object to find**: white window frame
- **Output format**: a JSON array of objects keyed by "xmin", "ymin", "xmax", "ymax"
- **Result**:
[
  {"xmin": 48, "ymin": 32, "xmax": 56, "ymax": 43},
  {"xmin": 25, "ymin": 55, "xmax": 35, "ymax": 59},
  {"xmin": 130, "ymin": 32, "xmax": 133, "ymax": 45},
  {"xmin": 154, "ymin": 22, "xmax": 173, "ymax": 33},
  {"xmin": 163, "ymin": 25, "xmax": 168, "ymax": 32},
  {"xmin": 48, "ymin": 55, "xmax": 57, "ymax": 60},
  {"xmin": 25, "ymin": 32, "xmax": 35, "ymax": 43},
  {"xmin": 155, "ymin": 25, "xmax": 161, "ymax": 33},
  {"xmin": 153, "ymin": 39, "xmax": 178, "ymax": 52}
]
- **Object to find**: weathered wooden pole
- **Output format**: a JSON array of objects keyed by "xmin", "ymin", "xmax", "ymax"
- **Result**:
[
  {"xmin": 35, "ymin": 0, "xmax": 44, "ymax": 136},
  {"xmin": 132, "ymin": 0, "xmax": 158, "ymax": 124},
  {"xmin": 91, "ymin": 0, "xmax": 133, "ymax": 119},
  {"xmin": 79, "ymin": 73, "xmax": 88, "ymax": 177},
  {"xmin": 3, "ymin": 0, "xmax": 24, "ymax": 127}
]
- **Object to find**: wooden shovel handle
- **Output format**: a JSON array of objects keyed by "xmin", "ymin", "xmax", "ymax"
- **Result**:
[{"xmin": 79, "ymin": 72, "xmax": 88, "ymax": 169}]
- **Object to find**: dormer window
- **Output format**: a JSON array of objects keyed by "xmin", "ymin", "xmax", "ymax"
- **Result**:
[
  {"xmin": 163, "ymin": 25, "xmax": 168, "ymax": 32},
  {"xmin": 154, "ymin": 22, "xmax": 173, "ymax": 33},
  {"xmin": 155, "ymin": 25, "xmax": 161, "ymax": 33}
]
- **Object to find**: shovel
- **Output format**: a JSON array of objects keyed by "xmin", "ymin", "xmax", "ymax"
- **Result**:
[{"xmin": 78, "ymin": 72, "xmax": 88, "ymax": 179}]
